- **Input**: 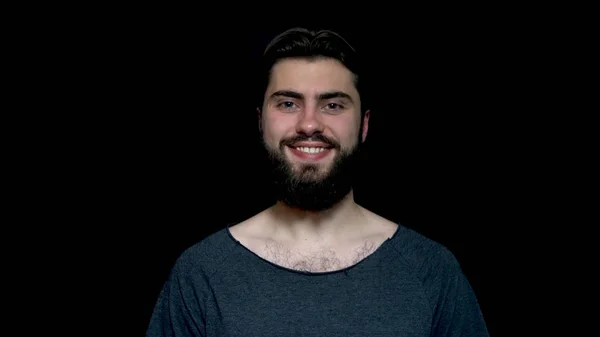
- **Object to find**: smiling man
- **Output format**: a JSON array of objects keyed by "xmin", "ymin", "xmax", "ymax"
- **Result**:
[
  {"xmin": 262, "ymin": 56, "xmax": 365, "ymax": 213},
  {"xmin": 147, "ymin": 28, "xmax": 490, "ymax": 337}
]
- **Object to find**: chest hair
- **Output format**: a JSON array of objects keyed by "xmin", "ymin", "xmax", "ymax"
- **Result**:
[{"xmin": 260, "ymin": 239, "xmax": 379, "ymax": 273}]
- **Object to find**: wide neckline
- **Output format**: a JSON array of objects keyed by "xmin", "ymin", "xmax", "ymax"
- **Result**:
[{"xmin": 225, "ymin": 222, "xmax": 400, "ymax": 276}]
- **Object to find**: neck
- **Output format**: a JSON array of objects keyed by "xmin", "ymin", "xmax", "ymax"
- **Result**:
[{"xmin": 266, "ymin": 190, "xmax": 366, "ymax": 244}]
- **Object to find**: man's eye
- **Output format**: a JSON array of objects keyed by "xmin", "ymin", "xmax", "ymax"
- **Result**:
[
  {"xmin": 326, "ymin": 103, "xmax": 343, "ymax": 110},
  {"xmin": 277, "ymin": 101, "xmax": 297, "ymax": 110}
]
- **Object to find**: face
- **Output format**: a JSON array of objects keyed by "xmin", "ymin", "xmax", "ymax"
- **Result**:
[{"xmin": 260, "ymin": 57, "xmax": 370, "ymax": 211}]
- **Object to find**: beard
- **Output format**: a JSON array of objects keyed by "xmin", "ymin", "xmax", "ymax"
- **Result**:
[{"xmin": 262, "ymin": 133, "xmax": 362, "ymax": 212}]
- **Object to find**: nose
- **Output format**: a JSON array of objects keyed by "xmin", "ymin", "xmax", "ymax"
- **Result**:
[{"xmin": 295, "ymin": 106, "xmax": 324, "ymax": 136}]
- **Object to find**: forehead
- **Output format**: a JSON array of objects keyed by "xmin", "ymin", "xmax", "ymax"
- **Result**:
[{"xmin": 267, "ymin": 58, "xmax": 358, "ymax": 98}]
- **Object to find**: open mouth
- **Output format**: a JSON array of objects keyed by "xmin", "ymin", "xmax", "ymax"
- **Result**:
[
  {"xmin": 294, "ymin": 146, "xmax": 329, "ymax": 154},
  {"xmin": 287, "ymin": 143, "xmax": 334, "ymax": 161}
]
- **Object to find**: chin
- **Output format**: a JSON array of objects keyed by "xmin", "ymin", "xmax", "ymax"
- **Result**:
[
  {"xmin": 289, "ymin": 158, "xmax": 334, "ymax": 177},
  {"xmin": 294, "ymin": 168, "xmax": 329, "ymax": 183},
  {"xmin": 267, "ymin": 143, "xmax": 359, "ymax": 212}
]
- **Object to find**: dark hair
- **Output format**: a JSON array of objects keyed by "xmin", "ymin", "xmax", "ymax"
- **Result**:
[{"xmin": 258, "ymin": 27, "xmax": 369, "ymax": 117}]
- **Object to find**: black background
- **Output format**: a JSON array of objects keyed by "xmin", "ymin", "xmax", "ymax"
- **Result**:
[{"xmin": 58, "ymin": 16, "xmax": 555, "ymax": 336}]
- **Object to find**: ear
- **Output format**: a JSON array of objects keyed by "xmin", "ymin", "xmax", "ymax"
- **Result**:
[{"xmin": 361, "ymin": 109, "xmax": 370, "ymax": 143}]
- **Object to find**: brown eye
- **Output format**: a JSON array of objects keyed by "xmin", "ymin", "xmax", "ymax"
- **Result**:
[
  {"xmin": 277, "ymin": 101, "xmax": 296, "ymax": 110},
  {"xmin": 326, "ymin": 103, "xmax": 343, "ymax": 110}
]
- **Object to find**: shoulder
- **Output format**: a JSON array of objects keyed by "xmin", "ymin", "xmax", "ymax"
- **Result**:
[
  {"xmin": 171, "ymin": 225, "xmax": 237, "ymax": 278},
  {"xmin": 386, "ymin": 223, "xmax": 465, "ymax": 291},
  {"xmin": 228, "ymin": 208, "xmax": 273, "ymax": 243},
  {"xmin": 171, "ymin": 208, "xmax": 271, "ymax": 277},
  {"xmin": 359, "ymin": 207, "xmax": 461, "ymax": 275},
  {"xmin": 385, "ymin": 226, "xmax": 489, "ymax": 335},
  {"xmin": 394, "ymin": 225, "xmax": 457, "ymax": 265}
]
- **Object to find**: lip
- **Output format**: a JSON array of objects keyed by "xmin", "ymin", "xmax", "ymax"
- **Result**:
[
  {"xmin": 287, "ymin": 145, "xmax": 333, "ymax": 161},
  {"xmin": 289, "ymin": 141, "xmax": 334, "ymax": 149}
]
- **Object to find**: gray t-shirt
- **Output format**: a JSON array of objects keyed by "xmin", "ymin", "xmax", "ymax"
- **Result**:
[{"xmin": 147, "ymin": 223, "xmax": 489, "ymax": 336}]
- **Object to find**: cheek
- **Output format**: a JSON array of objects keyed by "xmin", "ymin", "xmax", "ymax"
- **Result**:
[
  {"xmin": 328, "ymin": 117, "xmax": 361, "ymax": 147},
  {"xmin": 262, "ymin": 116, "xmax": 286, "ymax": 145},
  {"xmin": 265, "ymin": 112, "xmax": 297, "ymax": 132}
]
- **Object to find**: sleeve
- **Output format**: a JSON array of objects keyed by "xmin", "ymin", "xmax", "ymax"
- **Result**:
[
  {"xmin": 430, "ymin": 248, "xmax": 490, "ymax": 337},
  {"xmin": 146, "ymin": 253, "xmax": 211, "ymax": 337}
]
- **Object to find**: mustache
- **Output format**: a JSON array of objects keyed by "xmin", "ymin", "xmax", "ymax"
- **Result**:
[{"xmin": 280, "ymin": 134, "xmax": 340, "ymax": 149}]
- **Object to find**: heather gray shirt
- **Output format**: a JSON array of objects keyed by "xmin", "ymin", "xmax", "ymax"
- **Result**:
[{"xmin": 147, "ymin": 223, "xmax": 489, "ymax": 336}]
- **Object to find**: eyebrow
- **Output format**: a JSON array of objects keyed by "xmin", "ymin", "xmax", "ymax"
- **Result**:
[{"xmin": 270, "ymin": 90, "xmax": 354, "ymax": 103}]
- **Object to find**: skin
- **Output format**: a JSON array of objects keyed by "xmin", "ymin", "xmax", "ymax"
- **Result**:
[
  {"xmin": 260, "ymin": 57, "xmax": 371, "ymax": 243},
  {"xmin": 230, "ymin": 57, "xmax": 398, "ymax": 272},
  {"xmin": 261, "ymin": 57, "xmax": 369, "ymax": 178}
]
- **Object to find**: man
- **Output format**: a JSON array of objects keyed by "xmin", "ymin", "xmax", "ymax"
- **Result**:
[{"xmin": 147, "ymin": 27, "xmax": 489, "ymax": 336}]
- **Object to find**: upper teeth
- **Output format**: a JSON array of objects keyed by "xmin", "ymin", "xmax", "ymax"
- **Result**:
[{"xmin": 296, "ymin": 147, "xmax": 325, "ymax": 154}]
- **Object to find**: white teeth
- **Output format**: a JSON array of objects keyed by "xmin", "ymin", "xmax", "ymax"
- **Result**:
[{"xmin": 296, "ymin": 147, "xmax": 326, "ymax": 154}]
